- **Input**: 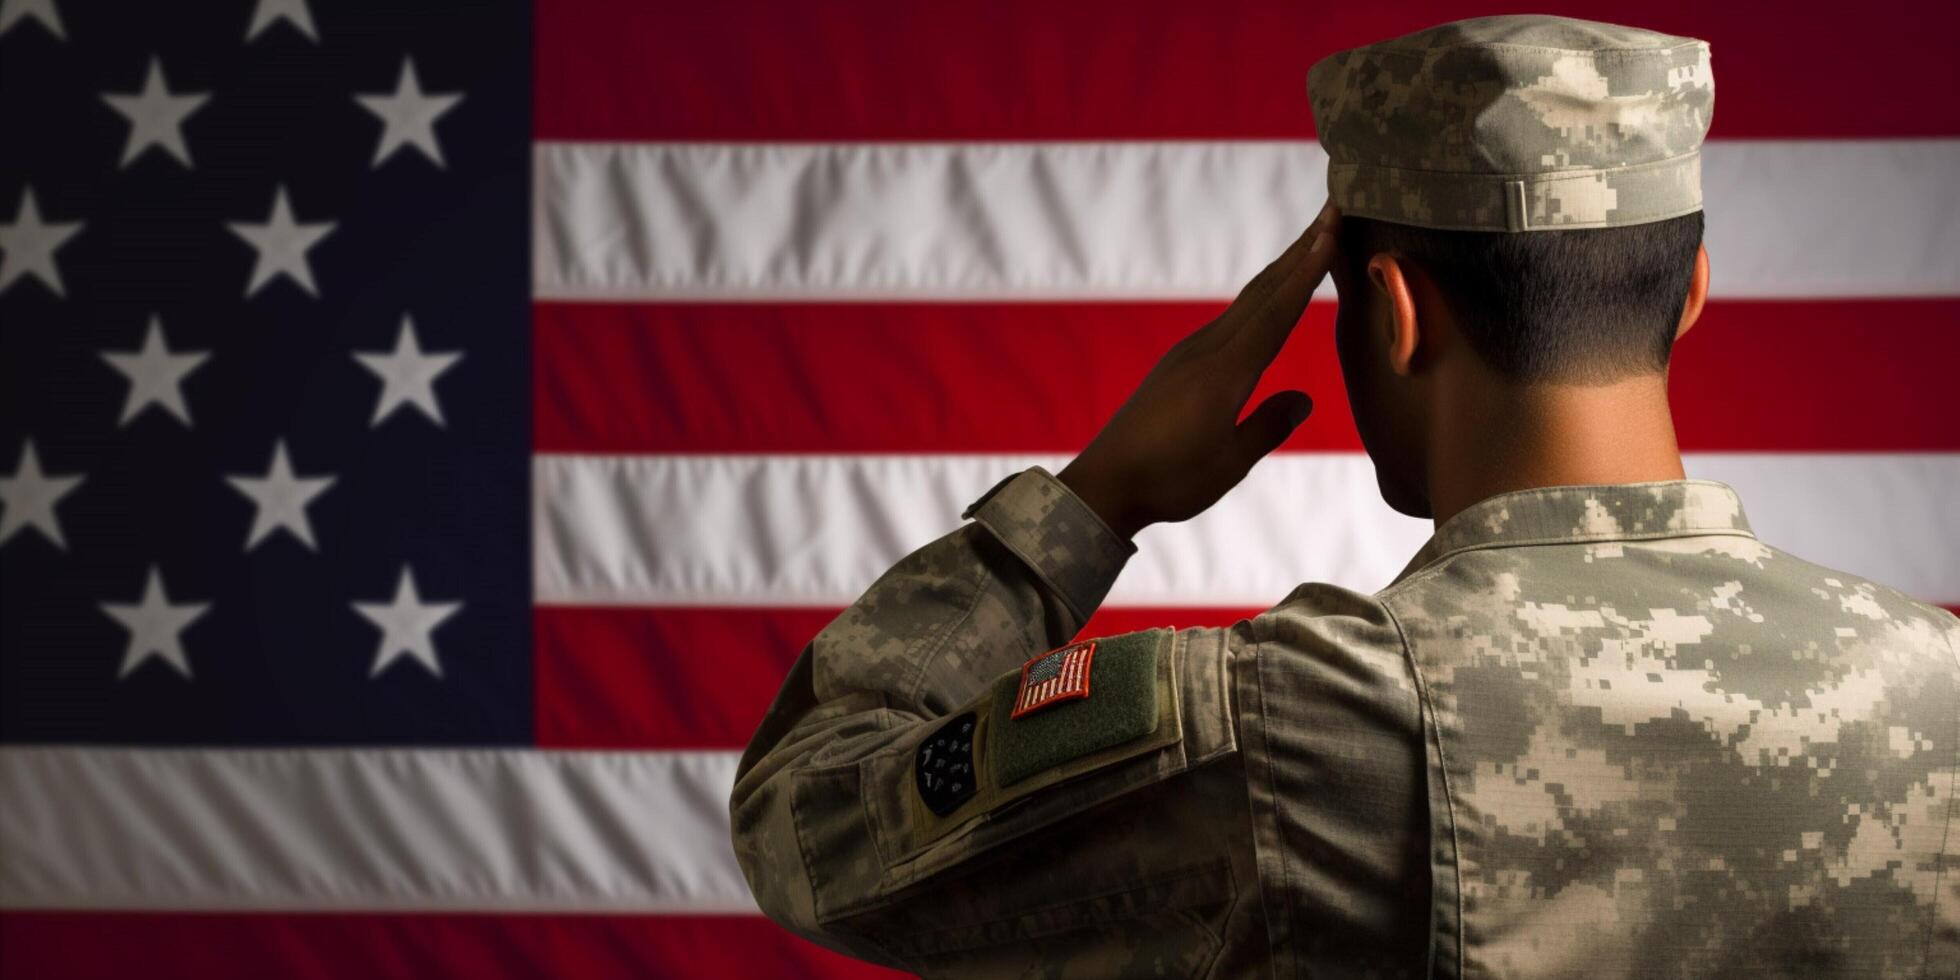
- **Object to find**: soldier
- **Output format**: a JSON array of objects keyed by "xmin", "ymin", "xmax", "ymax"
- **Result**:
[{"xmin": 729, "ymin": 13, "xmax": 1960, "ymax": 977}]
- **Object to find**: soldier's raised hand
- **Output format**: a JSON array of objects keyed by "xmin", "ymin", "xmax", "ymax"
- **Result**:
[{"xmin": 1058, "ymin": 201, "xmax": 1341, "ymax": 540}]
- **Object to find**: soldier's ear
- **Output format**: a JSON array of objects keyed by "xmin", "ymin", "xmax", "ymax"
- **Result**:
[
  {"xmin": 1675, "ymin": 243, "xmax": 1710, "ymax": 342},
  {"xmin": 1366, "ymin": 253, "xmax": 1423, "ymax": 378}
]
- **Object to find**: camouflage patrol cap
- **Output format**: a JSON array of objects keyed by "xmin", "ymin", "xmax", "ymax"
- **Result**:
[{"xmin": 1307, "ymin": 14, "xmax": 1713, "ymax": 232}]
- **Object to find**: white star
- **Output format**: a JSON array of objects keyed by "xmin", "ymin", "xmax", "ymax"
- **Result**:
[
  {"xmin": 354, "ymin": 316, "xmax": 461, "ymax": 427},
  {"xmin": 228, "ymin": 185, "xmax": 333, "ymax": 298},
  {"xmin": 102, "ymin": 57, "xmax": 210, "ymax": 169},
  {"xmin": 355, "ymin": 57, "xmax": 462, "ymax": 169},
  {"xmin": 353, "ymin": 566, "xmax": 461, "ymax": 678},
  {"xmin": 0, "ymin": 0, "xmax": 64, "ymax": 39},
  {"xmin": 225, "ymin": 439, "xmax": 334, "ymax": 551},
  {"xmin": 101, "ymin": 565, "xmax": 208, "ymax": 679},
  {"xmin": 101, "ymin": 315, "xmax": 209, "ymax": 427},
  {"xmin": 0, "ymin": 187, "xmax": 82, "ymax": 297},
  {"xmin": 246, "ymin": 0, "xmax": 315, "ymax": 42},
  {"xmin": 0, "ymin": 439, "xmax": 83, "ymax": 550}
]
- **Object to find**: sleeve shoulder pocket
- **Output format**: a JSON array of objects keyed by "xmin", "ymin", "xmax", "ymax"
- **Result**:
[{"xmin": 862, "ymin": 627, "xmax": 1235, "ymax": 893}]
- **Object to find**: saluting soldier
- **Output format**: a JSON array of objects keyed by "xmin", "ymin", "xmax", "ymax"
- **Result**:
[{"xmin": 730, "ymin": 14, "xmax": 1960, "ymax": 977}]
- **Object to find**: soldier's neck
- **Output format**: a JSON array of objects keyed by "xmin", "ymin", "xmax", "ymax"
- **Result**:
[{"xmin": 1425, "ymin": 369, "xmax": 1685, "ymax": 530}]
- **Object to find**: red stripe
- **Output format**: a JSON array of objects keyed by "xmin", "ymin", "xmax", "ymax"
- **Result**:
[
  {"xmin": 534, "ymin": 606, "xmax": 839, "ymax": 749},
  {"xmin": 535, "ymin": 1, "xmax": 1960, "ymax": 140},
  {"xmin": 535, "ymin": 607, "xmax": 1259, "ymax": 749},
  {"xmin": 0, "ymin": 912, "xmax": 902, "ymax": 980},
  {"xmin": 534, "ymin": 300, "xmax": 1960, "ymax": 454}
]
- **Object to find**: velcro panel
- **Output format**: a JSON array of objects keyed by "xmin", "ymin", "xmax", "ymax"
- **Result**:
[{"xmin": 988, "ymin": 630, "xmax": 1164, "ymax": 787}]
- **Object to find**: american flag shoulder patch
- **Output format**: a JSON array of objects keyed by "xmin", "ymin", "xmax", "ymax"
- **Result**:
[{"xmin": 1010, "ymin": 640, "xmax": 1097, "ymax": 719}]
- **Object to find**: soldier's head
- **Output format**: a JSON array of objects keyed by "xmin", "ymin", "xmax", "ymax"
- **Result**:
[
  {"xmin": 1329, "ymin": 212, "xmax": 1710, "ymax": 518},
  {"xmin": 1308, "ymin": 13, "xmax": 1715, "ymax": 519}
]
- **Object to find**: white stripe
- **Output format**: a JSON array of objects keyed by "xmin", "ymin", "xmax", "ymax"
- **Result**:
[
  {"xmin": 0, "ymin": 748, "xmax": 753, "ymax": 913},
  {"xmin": 533, "ymin": 139, "xmax": 1960, "ymax": 301},
  {"xmin": 535, "ymin": 452, "xmax": 1960, "ymax": 607}
]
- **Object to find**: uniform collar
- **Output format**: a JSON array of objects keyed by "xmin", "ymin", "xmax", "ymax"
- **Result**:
[{"xmin": 1387, "ymin": 479, "xmax": 1755, "ymax": 587}]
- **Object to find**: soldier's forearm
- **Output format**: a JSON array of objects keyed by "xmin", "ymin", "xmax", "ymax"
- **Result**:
[
  {"xmin": 732, "ymin": 465, "xmax": 1136, "ymax": 798},
  {"xmin": 802, "ymin": 464, "xmax": 1135, "ymax": 717}
]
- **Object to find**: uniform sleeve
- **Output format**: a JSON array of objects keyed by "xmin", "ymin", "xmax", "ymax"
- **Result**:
[{"xmin": 727, "ymin": 465, "xmax": 1250, "ymax": 971}]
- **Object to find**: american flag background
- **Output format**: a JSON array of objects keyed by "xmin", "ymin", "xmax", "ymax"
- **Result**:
[{"xmin": 1, "ymin": 1, "xmax": 1955, "ymax": 977}]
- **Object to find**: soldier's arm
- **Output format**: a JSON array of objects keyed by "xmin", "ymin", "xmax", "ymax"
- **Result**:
[
  {"xmin": 730, "ymin": 202, "xmax": 1343, "ymax": 968},
  {"xmin": 727, "ymin": 463, "xmax": 1239, "ymax": 966}
]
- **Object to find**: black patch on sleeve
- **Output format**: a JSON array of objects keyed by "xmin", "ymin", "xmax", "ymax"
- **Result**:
[{"xmin": 915, "ymin": 712, "xmax": 978, "ymax": 816}]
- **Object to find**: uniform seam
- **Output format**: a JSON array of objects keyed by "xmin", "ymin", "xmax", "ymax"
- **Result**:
[
  {"xmin": 1330, "ymin": 200, "xmax": 1706, "ymax": 236},
  {"xmin": 1381, "ymin": 597, "xmax": 1465, "ymax": 979},
  {"xmin": 1187, "ymin": 903, "xmax": 1229, "ymax": 980},
  {"xmin": 1380, "ymin": 528, "xmax": 1759, "ymax": 598},
  {"xmin": 1247, "ymin": 636, "xmax": 1299, "ymax": 976},
  {"xmin": 1327, "ymin": 147, "xmax": 1699, "ymax": 182},
  {"xmin": 975, "ymin": 509, "xmax": 1093, "ymax": 626},
  {"xmin": 861, "ymin": 747, "xmax": 899, "ymax": 870},
  {"xmin": 1422, "ymin": 479, "xmax": 1740, "ymax": 547},
  {"xmin": 1203, "ymin": 840, "xmax": 1245, "ymax": 980},
  {"xmin": 1355, "ymin": 38, "xmax": 1705, "ymax": 57},
  {"xmin": 831, "ymin": 924, "xmax": 910, "ymax": 975},
  {"xmin": 1925, "ymin": 614, "xmax": 1960, "ymax": 973},
  {"xmin": 1043, "ymin": 464, "xmax": 1134, "ymax": 559},
  {"xmin": 1199, "ymin": 629, "xmax": 1238, "ymax": 758},
  {"xmin": 979, "ymin": 467, "xmax": 1134, "ymax": 625},
  {"xmin": 788, "ymin": 767, "xmax": 846, "ymax": 926},
  {"xmin": 903, "ymin": 554, "xmax": 994, "ymax": 709},
  {"xmin": 882, "ymin": 861, "xmax": 1231, "ymax": 947}
]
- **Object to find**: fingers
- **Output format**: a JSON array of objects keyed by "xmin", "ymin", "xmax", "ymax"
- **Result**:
[
  {"xmin": 1228, "ymin": 201, "xmax": 1340, "ymax": 316},
  {"xmin": 1187, "ymin": 200, "xmax": 1341, "ymax": 352},
  {"xmin": 1231, "ymin": 390, "xmax": 1315, "ymax": 473},
  {"xmin": 1230, "ymin": 201, "xmax": 1342, "ymax": 367}
]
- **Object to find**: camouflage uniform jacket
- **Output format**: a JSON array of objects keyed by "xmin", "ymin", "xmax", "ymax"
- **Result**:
[{"xmin": 729, "ymin": 465, "xmax": 1960, "ymax": 977}]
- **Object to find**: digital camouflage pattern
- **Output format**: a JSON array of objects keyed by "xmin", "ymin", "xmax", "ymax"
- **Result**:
[
  {"xmin": 730, "ymin": 466, "xmax": 1960, "ymax": 977},
  {"xmin": 1308, "ymin": 14, "xmax": 1714, "ymax": 232},
  {"xmin": 1382, "ymin": 480, "xmax": 1960, "ymax": 977}
]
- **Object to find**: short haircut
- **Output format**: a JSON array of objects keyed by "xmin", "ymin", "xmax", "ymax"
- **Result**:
[{"xmin": 1337, "ymin": 209, "xmax": 1705, "ymax": 384}]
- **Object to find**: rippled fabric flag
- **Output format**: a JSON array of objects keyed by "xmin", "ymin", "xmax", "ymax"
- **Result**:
[{"xmin": 2, "ymin": 1, "xmax": 1956, "ymax": 977}]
